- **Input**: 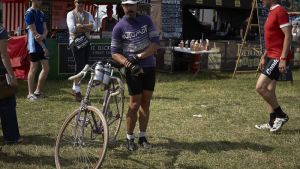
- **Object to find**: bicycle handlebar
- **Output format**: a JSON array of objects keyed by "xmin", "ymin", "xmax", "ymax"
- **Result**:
[{"xmin": 68, "ymin": 65, "xmax": 90, "ymax": 81}]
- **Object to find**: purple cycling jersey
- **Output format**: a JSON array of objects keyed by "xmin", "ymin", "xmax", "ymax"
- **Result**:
[{"xmin": 111, "ymin": 14, "xmax": 160, "ymax": 68}]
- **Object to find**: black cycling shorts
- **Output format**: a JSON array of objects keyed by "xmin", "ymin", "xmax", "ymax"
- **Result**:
[
  {"xmin": 29, "ymin": 52, "xmax": 48, "ymax": 62},
  {"xmin": 262, "ymin": 58, "xmax": 281, "ymax": 81},
  {"xmin": 125, "ymin": 67, "xmax": 156, "ymax": 96}
]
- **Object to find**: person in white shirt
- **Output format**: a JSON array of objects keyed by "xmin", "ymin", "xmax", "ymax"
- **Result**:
[{"xmin": 66, "ymin": 0, "xmax": 96, "ymax": 102}]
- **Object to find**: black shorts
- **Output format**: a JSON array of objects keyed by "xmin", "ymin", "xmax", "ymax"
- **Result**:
[
  {"xmin": 29, "ymin": 52, "xmax": 48, "ymax": 62},
  {"xmin": 262, "ymin": 58, "xmax": 281, "ymax": 81},
  {"xmin": 125, "ymin": 67, "xmax": 156, "ymax": 96},
  {"xmin": 70, "ymin": 43, "xmax": 90, "ymax": 74}
]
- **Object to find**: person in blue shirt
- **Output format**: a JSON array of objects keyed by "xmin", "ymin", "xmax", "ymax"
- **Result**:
[
  {"xmin": 111, "ymin": 0, "xmax": 160, "ymax": 151},
  {"xmin": 25, "ymin": 0, "xmax": 49, "ymax": 101}
]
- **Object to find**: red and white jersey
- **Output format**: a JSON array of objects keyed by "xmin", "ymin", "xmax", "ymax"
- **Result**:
[{"xmin": 264, "ymin": 4, "xmax": 292, "ymax": 60}]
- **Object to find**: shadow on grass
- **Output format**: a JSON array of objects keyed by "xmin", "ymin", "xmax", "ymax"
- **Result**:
[
  {"xmin": 45, "ymin": 96, "xmax": 77, "ymax": 103},
  {"xmin": 153, "ymin": 137, "xmax": 274, "ymax": 167},
  {"xmin": 107, "ymin": 138, "xmax": 273, "ymax": 168},
  {"xmin": 152, "ymin": 96, "xmax": 180, "ymax": 101},
  {"xmin": 0, "ymin": 135, "xmax": 56, "ymax": 146},
  {"xmin": 156, "ymin": 72, "xmax": 231, "ymax": 83},
  {"xmin": 279, "ymin": 129, "xmax": 300, "ymax": 135},
  {"xmin": 0, "ymin": 151, "xmax": 56, "ymax": 167},
  {"xmin": 156, "ymin": 137, "xmax": 274, "ymax": 153},
  {"xmin": 103, "ymin": 140, "xmax": 162, "ymax": 169},
  {"xmin": 177, "ymin": 164, "xmax": 209, "ymax": 169},
  {"xmin": 0, "ymin": 151, "xmax": 84, "ymax": 168}
]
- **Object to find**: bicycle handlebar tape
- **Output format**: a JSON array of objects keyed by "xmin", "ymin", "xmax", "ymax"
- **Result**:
[
  {"xmin": 82, "ymin": 65, "xmax": 90, "ymax": 72},
  {"xmin": 68, "ymin": 65, "xmax": 90, "ymax": 81}
]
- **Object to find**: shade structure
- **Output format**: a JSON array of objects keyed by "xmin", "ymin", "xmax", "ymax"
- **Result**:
[
  {"xmin": 0, "ymin": 0, "xmax": 28, "ymax": 2},
  {"xmin": 1, "ymin": 1, "xmax": 27, "ymax": 32},
  {"xmin": 1, "ymin": 0, "xmax": 99, "ymax": 32}
]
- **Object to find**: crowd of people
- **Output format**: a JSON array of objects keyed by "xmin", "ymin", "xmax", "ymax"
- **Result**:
[{"xmin": 0, "ymin": 0, "xmax": 297, "ymax": 153}]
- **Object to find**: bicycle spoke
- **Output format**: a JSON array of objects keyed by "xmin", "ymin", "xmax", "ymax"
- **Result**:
[
  {"xmin": 81, "ymin": 146, "xmax": 96, "ymax": 168},
  {"xmin": 105, "ymin": 92, "xmax": 124, "ymax": 143},
  {"xmin": 55, "ymin": 108, "xmax": 108, "ymax": 169},
  {"xmin": 61, "ymin": 137, "xmax": 75, "ymax": 145}
]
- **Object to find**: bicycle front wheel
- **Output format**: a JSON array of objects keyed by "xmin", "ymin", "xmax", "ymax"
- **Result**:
[{"xmin": 55, "ymin": 106, "xmax": 108, "ymax": 169}]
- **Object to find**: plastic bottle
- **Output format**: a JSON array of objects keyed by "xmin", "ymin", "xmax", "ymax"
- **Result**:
[
  {"xmin": 93, "ymin": 61, "xmax": 104, "ymax": 83},
  {"xmin": 193, "ymin": 40, "xmax": 199, "ymax": 51},
  {"xmin": 205, "ymin": 39, "xmax": 210, "ymax": 50},
  {"xmin": 185, "ymin": 40, "xmax": 189, "ymax": 48},
  {"xmin": 199, "ymin": 39, "xmax": 204, "ymax": 51},
  {"xmin": 102, "ymin": 64, "xmax": 112, "ymax": 85},
  {"xmin": 190, "ymin": 40, "xmax": 195, "ymax": 49}
]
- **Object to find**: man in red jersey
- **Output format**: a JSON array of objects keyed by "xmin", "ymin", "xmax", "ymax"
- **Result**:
[{"xmin": 255, "ymin": 0, "xmax": 292, "ymax": 132}]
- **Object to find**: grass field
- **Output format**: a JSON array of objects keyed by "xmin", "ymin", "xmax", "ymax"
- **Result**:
[{"xmin": 0, "ymin": 70, "xmax": 299, "ymax": 169}]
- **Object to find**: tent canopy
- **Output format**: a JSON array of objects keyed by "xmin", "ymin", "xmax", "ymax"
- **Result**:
[
  {"xmin": 0, "ymin": 0, "xmax": 29, "ymax": 2},
  {"xmin": 183, "ymin": 0, "xmax": 252, "ymax": 9},
  {"xmin": 92, "ymin": 0, "xmax": 120, "ymax": 3},
  {"xmin": 0, "ymin": 0, "xmax": 120, "ymax": 4}
]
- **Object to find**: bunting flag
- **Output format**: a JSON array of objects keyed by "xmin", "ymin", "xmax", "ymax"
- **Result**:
[
  {"xmin": 2, "ymin": 1, "xmax": 27, "ymax": 32},
  {"xmin": 84, "ymin": 4, "xmax": 97, "ymax": 16}
]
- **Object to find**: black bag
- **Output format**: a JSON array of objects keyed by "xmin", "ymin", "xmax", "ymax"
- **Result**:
[
  {"xmin": 0, "ymin": 75, "xmax": 17, "ymax": 100},
  {"xmin": 73, "ymin": 11, "xmax": 90, "ymax": 50},
  {"xmin": 74, "ymin": 33, "xmax": 89, "ymax": 49}
]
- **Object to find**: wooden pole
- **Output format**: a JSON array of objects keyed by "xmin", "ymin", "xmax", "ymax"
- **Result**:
[{"xmin": 232, "ymin": 0, "xmax": 257, "ymax": 78}]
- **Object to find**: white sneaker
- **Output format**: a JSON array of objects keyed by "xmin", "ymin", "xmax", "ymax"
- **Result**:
[
  {"xmin": 270, "ymin": 116, "xmax": 289, "ymax": 132},
  {"xmin": 33, "ymin": 92, "xmax": 46, "ymax": 98},
  {"xmin": 27, "ymin": 94, "xmax": 37, "ymax": 101},
  {"xmin": 255, "ymin": 123, "xmax": 272, "ymax": 130}
]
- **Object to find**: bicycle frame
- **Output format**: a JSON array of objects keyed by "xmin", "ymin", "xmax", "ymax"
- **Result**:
[
  {"xmin": 71, "ymin": 67, "xmax": 124, "ymax": 145},
  {"xmin": 101, "ymin": 76, "xmax": 124, "ymax": 126},
  {"xmin": 73, "ymin": 71, "xmax": 99, "ymax": 145}
]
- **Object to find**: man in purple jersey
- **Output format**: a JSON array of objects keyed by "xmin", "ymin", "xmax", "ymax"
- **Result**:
[{"xmin": 111, "ymin": 0, "xmax": 160, "ymax": 151}]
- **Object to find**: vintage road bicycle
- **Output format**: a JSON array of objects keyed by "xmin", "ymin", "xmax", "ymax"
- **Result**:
[{"xmin": 54, "ymin": 60, "xmax": 125, "ymax": 169}]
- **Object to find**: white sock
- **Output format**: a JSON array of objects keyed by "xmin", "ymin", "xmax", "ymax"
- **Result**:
[
  {"xmin": 72, "ymin": 83, "xmax": 81, "ymax": 93},
  {"xmin": 34, "ymin": 90, "xmax": 40, "ymax": 95},
  {"xmin": 139, "ymin": 131, "xmax": 146, "ymax": 138},
  {"xmin": 72, "ymin": 83, "xmax": 76, "ymax": 90},
  {"xmin": 127, "ymin": 134, "xmax": 134, "ymax": 140}
]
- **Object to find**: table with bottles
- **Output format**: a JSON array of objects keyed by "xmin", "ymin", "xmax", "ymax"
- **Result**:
[
  {"xmin": 173, "ymin": 40, "xmax": 219, "ymax": 75},
  {"xmin": 173, "ymin": 47, "xmax": 218, "ymax": 54}
]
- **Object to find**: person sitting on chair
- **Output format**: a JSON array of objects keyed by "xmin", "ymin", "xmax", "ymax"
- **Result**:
[{"xmin": 101, "ymin": 5, "xmax": 117, "ymax": 32}]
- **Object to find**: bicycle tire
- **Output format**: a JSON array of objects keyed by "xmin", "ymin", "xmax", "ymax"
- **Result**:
[
  {"xmin": 55, "ymin": 106, "xmax": 108, "ymax": 169},
  {"xmin": 105, "ymin": 80, "xmax": 124, "ymax": 144}
]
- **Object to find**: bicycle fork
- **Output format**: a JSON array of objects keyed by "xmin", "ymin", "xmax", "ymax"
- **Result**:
[{"xmin": 72, "ymin": 73, "xmax": 99, "ymax": 146}]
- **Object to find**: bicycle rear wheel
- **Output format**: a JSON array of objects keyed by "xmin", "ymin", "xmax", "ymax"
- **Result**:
[
  {"xmin": 105, "ymin": 80, "xmax": 124, "ymax": 144},
  {"xmin": 55, "ymin": 106, "xmax": 108, "ymax": 169}
]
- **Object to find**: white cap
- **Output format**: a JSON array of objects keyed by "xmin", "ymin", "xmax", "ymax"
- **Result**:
[{"xmin": 121, "ymin": 0, "xmax": 139, "ymax": 5}]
